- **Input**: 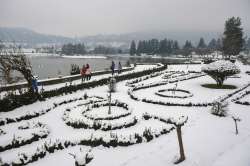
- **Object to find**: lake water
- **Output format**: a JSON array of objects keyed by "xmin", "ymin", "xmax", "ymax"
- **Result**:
[
  {"xmin": 1, "ymin": 54, "xmax": 188, "ymax": 83},
  {"xmin": 28, "ymin": 55, "xmax": 129, "ymax": 79}
]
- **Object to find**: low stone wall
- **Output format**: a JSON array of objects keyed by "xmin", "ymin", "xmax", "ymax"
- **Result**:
[{"xmin": 0, "ymin": 66, "xmax": 134, "ymax": 92}]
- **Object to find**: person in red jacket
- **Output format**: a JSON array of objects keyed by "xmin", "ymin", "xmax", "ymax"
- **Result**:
[
  {"xmin": 85, "ymin": 63, "xmax": 92, "ymax": 81},
  {"xmin": 80, "ymin": 65, "xmax": 86, "ymax": 82}
]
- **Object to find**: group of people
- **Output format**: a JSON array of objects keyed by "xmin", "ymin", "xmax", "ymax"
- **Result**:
[
  {"xmin": 111, "ymin": 61, "xmax": 122, "ymax": 75},
  {"xmin": 30, "ymin": 60, "xmax": 123, "ymax": 95},
  {"xmin": 80, "ymin": 61, "xmax": 122, "ymax": 82},
  {"xmin": 80, "ymin": 63, "xmax": 92, "ymax": 82}
]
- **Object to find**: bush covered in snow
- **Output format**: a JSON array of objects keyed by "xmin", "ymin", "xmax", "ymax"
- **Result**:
[
  {"xmin": 107, "ymin": 77, "xmax": 116, "ymax": 92},
  {"xmin": 0, "ymin": 122, "xmax": 49, "ymax": 152},
  {"xmin": 69, "ymin": 148, "xmax": 94, "ymax": 166},
  {"xmin": 202, "ymin": 60, "xmax": 240, "ymax": 87},
  {"xmin": 211, "ymin": 100, "xmax": 229, "ymax": 117}
]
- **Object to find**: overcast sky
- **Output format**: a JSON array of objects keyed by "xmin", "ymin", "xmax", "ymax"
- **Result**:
[{"xmin": 0, "ymin": 0, "xmax": 249, "ymax": 37}]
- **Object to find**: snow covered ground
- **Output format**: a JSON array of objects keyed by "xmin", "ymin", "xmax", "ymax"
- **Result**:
[{"xmin": 0, "ymin": 62, "xmax": 250, "ymax": 166}]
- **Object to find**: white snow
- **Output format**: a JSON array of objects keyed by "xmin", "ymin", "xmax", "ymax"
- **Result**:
[{"xmin": 0, "ymin": 62, "xmax": 250, "ymax": 166}]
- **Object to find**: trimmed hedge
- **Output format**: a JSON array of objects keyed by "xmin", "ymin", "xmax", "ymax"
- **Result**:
[
  {"xmin": 63, "ymin": 100, "xmax": 138, "ymax": 131},
  {"xmin": 0, "ymin": 114, "xmax": 175, "ymax": 166},
  {"xmin": 0, "ymin": 96, "xmax": 104, "ymax": 126},
  {"xmin": 0, "ymin": 64, "xmax": 167, "ymax": 112},
  {"xmin": 155, "ymin": 89, "xmax": 193, "ymax": 99}
]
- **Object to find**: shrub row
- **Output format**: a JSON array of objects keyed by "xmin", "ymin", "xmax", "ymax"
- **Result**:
[
  {"xmin": 232, "ymin": 90, "xmax": 250, "ymax": 105},
  {"xmin": 82, "ymin": 100, "xmax": 132, "ymax": 121},
  {"xmin": 0, "ymin": 115, "xmax": 174, "ymax": 166},
  {"xmin": 63, "ymin": 107, "xmax": 138, "ymax": 131},
  {"xmin": 0, "ymin": 64, "xmax": 167, "ymax": 112},
  {"xmin": 0, "ymin": 122, "xmax": 49, "ymax": 153},
  {"xmin": 126, "ymin": 70, "xmax": 168, "ymax": 87},
  {"xmin": 0, "ymin": 96, "xmax": 104, "ymax": 126},
  {"xmin": 155, "ymin": 89, "xmax": 193, "ymax": 99},
  {"xmin": 128, "ymin": 73, "xmax": 207, "ymax": 106},
  {"xmin": 142, "ymin": 113, "xmax": 188, "ymax": 126}
]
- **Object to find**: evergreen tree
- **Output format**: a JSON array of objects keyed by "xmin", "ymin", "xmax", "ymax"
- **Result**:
[
  {"xmin": 216, "ymin": 38, "xmax": 222, "ymax": 51},
  {"xmin": 222, "ymin": 17, "xmax": 244, "ymax": 56},
  {"xmin": 159, "ymin": 39, "xmax": 168, "ymax": 55},
  {"xmin": 129, "ymin": 40, "xmax": 136, "ymax": 56},
  {"xmin": 136, "ymin": 41, "xmax": 143, "ymax": 55},
  {"xmin": 208, "ymin": 38, "xmax": 217, "ymax": 50},
  {"xmin": 173, "ymin": 40, "xmax": 180, "ymax": 50},
  {"xmin": 182, "ymin": 40, "xmax": 193, "ymax": 56},
  {"xmin": 197, "ymin": 37, "xmax": 207, "ymax": 48},
  {"xmin": 183, "ymin": 40, "xmax": 193, "ymax": 50},
  {"xmin": 172, "ymin": 40, "xmax": 180, "ymax": 55}
]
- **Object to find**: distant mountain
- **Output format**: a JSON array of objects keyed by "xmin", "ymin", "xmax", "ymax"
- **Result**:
[
  {"xmin": 0, "ymin": 27, "xmax": 75, "ymax": 46},
  {"xmin": 1, "ymin": 27, "xmax": 249, "ymax": 48}
]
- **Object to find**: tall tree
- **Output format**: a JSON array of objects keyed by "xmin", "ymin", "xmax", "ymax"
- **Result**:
[
  {"xmin": 158, "ymin": 39, "xmax": 168, "ymax": 55},
  {"xmin": 129, "ymin": 40, "xmax": 136, "ymax": 56},
  {"xmin": 182, "ymin": 40, "xmax": 193, "ymax": 56},
  {"xmin": 136, "ymin": 41, "xmax": 143, "ymax": 55},
  {"xmin": 197, "ymin": 37, "xmax": 207, "ymax": 49},
  {"xmin": 208, "ymin": 38, "xmax": 217, "ymax": 50},
  {"xmin": 216, "ymin": 38, "xmax": 222, "ymax": 51},
  {"xmin": 222, "ymin": 17, "xmax": 244, "ymax": 56}
]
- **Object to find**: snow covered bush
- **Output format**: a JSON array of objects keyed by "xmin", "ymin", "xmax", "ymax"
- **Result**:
[
  {"xmin": 202, "ymin": 60, "xmax": 240, "ymax": 87},
  {"xmin": 211, "ymin": 100, "xmax": 229, "ymax": 117},
  {"xmin": 0, "ymin": 122, "xmax": 49, "ymax": 152},
  {"xmin": 108, "ymin": 77, "xmax": 116, "ymax": 92},
  {"xmin": 70, "ymin": 148, "xmax": 94, "ymax": 166}
]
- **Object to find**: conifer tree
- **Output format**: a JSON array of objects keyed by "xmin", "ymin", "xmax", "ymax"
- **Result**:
[
  {"xmin": 222, "ymin": 17, "xmax": 244, "ymax": 56},
  {"xmin": 129, "ymin": 40, "xmax": 136, "ymax": 56}
]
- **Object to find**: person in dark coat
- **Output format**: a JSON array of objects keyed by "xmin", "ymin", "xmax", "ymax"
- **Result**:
[
  {"xmin": 110, "ymin": 61, "xmax": 115, "ymax": 75},
  {"xmin": 118, "ymin": 61, "xmax": 122, "ymax": 74},
  {"xmin": 31, "ymin": 76, "xmax": 38, "ymax": 93}
]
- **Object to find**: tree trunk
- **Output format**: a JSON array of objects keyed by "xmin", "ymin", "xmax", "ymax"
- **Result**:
[
  {"xmin": 20, "ymin": 69, "xmax": 34, "ymax": 94},
  {"xmin": 234, "ymin": 119, "xmax": 238, "ymax": 135},
  {"xmin": 175, "ymin": 125, "xmax": 185, "ymax": 164}
]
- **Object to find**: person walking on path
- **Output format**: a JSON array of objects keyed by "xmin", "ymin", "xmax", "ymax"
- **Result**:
[
  {"xmin": 31, "ymin": 76, "xmax": 38, "ymax": 94},
  {"xmin": 110, "ymin": 61, "xmax": 115, "ymax": 76},
  {"xmin": 85, "ymin": 63, "xmax": 92, "ymax": 81},
  {"xmin": 118, "ymin": 61, "xmax": 122, "ymax": 74},
  {"xmin": 80, "ymin": 65, "xmax": 86, "ymax": 82}
]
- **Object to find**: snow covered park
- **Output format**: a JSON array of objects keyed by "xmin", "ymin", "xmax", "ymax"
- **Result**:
[{"xmin": 0, "ymin": 62, "xmax": 250, "ymax": 166}]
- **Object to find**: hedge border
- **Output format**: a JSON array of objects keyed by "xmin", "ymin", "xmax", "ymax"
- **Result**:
[
  {"xmin": 0, "ymin": 64, "xmax": 167, "ymax": 112},
  {"xmin": 155, "ymin": 89, "xmax": 193, "ymax": 99},
  {"xmin": 0, "ymin": 115, "xmax": 176, "ymax": 166}
]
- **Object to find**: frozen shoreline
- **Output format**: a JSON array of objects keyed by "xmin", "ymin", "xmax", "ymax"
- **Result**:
[{"xmin": 61, "ymin": 55, "xmax": 107, "ymax": 59}]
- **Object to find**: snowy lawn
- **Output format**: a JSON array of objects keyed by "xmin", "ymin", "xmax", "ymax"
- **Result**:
[{"xmin": 0, "ymin": 62, "xmax": 250, "ymax": 166}]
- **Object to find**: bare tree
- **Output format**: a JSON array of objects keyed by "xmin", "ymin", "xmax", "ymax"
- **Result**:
[{"xmin": 0, "ymin": 45, "xmax": 34, "ymax": 93}]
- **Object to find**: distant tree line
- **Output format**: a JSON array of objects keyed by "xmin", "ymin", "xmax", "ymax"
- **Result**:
[
  {"xmin": 62, "ymin": 17, "xmax": 249, "ymax": 57},
  {"xmin": 61, "ymin": 43, "xmax": 86, "ymax": 55},
  {"xmin": 130, "ymin": 17, "xmax": 248, "ymax": 57},
  {"xmin": 61, "ymin": 43, "xmax": 123, "ymax": 55},
  {"xmin": 91, "ymin": 45, "xmax": 122, "ymax": 54},
  {"xmin": 129, "ymin": 37, "xmax": 223, "ymax": 56}
]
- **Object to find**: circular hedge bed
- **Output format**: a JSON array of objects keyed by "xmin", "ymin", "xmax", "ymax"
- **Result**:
[
  {"xmin": 63, "ymin": 100, "xmax": 138, "ymax": 131},
  {"xmin": 155, "ymin": 89, "xmax": 193, "ymax": 99}
]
